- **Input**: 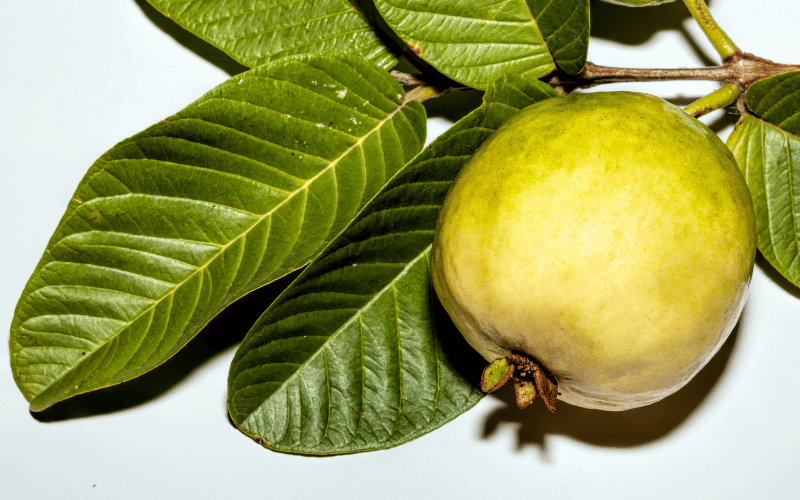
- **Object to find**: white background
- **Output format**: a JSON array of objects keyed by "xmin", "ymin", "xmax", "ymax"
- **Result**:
[{"xmin": 2, "ymin": 1, "xmax": 799, "ymax": 498}]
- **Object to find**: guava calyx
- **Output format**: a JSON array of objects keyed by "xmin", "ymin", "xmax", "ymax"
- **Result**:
[
  {"xmin": 480, "ymin": 354, "xmax": 559, "ymax": 412},
  {"xmin": 480, "ymin": 357, "xmax": 514, "ymax": 393}
]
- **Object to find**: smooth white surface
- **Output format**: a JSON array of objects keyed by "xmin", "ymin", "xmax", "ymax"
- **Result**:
[{"xmin": 2, "ymin": 1, "xmax": 799, "ymax": 498}]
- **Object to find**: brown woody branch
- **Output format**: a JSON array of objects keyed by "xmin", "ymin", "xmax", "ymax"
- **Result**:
[
  {"xmin": 549, "ymin": 52, "xmax": 800, "ymax": 92},
  {"xmin": 392, "ymin": 52, "xmax": 800, "ymax": 96}
]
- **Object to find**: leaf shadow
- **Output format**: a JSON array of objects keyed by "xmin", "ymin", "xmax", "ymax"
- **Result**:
[
  {"xmin": 132, "ymin": 0, "xmax": 248, "ymax": 76},
  {"xmin": 589, "ymin": 0, "xmax": 718, "ymax": 67},
  {"xmin": 31, "ymin": 271, "xmax": 299, "ymax": 422},
  {"xmin": 431, "ymin": 292, "xmax": 488, "ymax": 393},
  {"xmin": 479, "ymin": 308, "xmax": 744, "ymax": 457},
  {"xmin": 756, "ymin": 252, "xmax": 800, "ymax": 299},
  {"xmin": 423, "ymin": 88, "xmax": 484, "ymax": 123}
]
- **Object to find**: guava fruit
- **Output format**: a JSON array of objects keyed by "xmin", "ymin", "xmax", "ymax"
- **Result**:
[
  {"xmin": 431, "ymin": 92, "xmax": 756, "ymax": 411},
  {"xmin": 599, "ymin": 0, "xmax": 675, "ymax": 6}
]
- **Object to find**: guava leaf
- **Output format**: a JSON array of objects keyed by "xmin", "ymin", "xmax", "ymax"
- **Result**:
[
  {"xmin": 727, "ymin": 114, "xmax": 800, "ymax": 287},
  {"xmin": 373, "ymin": 0, "xmax": 563, "ymax": 90},
  {"xmin": 227, "ymin": 73, "xmax": 558, "ymax": 455},
  {"xmin": 526, "ymin": 0, "xmax": 590, "ymax": 75},
  {"xmin": 145, "ymin": 0, "xmax": 399, "ymax": 69},
  {"xmin": 746, "ymin": 70, "xmax": 800, "ymax": 135},
  {"xmin": 10, "ymin": 53, "xmax": 426, "ymax": 411}
]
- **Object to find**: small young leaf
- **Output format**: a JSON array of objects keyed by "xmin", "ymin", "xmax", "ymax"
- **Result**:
[
  {"xmin": 146, "ymin": 0, "xmax": 399, "ymax": 69},
  {"xmin": 746, "ymin": 70, "xmax": 800, "ymax": 135},
  {"xmin": 227, "ymin": 74, "xmax": 558, "ymax": 455},
  {"xmin": 727, "ymin": 114, "xmax": 800, "ymax": 287},
  {"xmin": 10, "ymin": 53, "xmax": 426, "ymax": 411},
  {"xmin": 373, "ymin": 0, "xmax": 558, "ymax": 90}
]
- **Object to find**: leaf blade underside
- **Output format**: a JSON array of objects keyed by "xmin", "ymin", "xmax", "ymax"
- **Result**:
[
  {"xmin": 728, "ymin": 114, "xmax": 800, "ymax": 288},
  {"xmin": 727, "ymin": 71, "xmax": 800, "ymax": 288}
]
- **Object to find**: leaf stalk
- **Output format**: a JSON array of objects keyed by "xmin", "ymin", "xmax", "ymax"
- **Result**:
[
  {"xmin": 681, "ymin": 0, "xmax": 739, "ymax": 60},
  {"xmin": 683, "ymin": 83, "xmax": 740, "ymax": 118}
]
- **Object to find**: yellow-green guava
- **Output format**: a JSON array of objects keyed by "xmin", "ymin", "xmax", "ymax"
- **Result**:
[
  {"xmin": 431, "ymin": 92, "xmax": 756, "ymax": 411},
  {"xmin": 599, "ymin": 0, "xmax": 675, "ymax": 6}
]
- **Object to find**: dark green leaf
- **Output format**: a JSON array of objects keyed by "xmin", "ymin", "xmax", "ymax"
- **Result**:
[
  {"xmin": 146, "ymin": 0, "xmax": 399, "ymax": 69},
  {"xmin": 727, "ymin": 114, "xmax": 800, "ymax": 287},
  {"xmin": 227, "ymin": 73, "xmax": 558, "ymax": 454},
  {"xmin": 526, "ymin": 0, "xmax": 590, "ymax": 75},
  {"xmin": 11, "ymin": 53, "xmax": 426, "ymax": 411},
  {"xmin": 746, "ymin": 70, "xmax": 800, "ymax": 135},
  {"xmin": 374, "ymin": 0, "xmax": 558, "ymax": 90}
]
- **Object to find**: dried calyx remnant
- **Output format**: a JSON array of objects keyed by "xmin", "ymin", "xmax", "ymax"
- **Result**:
[{"xmin": 480, "ymin": 353, "xmax": 559, "ymax": 412}]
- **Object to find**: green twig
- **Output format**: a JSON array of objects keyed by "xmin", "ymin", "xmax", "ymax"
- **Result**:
[
  {"xmin": 684, "ymin": 83, "xmax": 741, "ymax": 118},
  {"xmin": 682, "ymin": 0, "xmax": 739, "ymax": 60}
]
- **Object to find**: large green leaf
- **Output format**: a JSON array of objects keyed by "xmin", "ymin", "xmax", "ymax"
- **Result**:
[
  {"xmin": 10, "ymin": 53, "xmax": 426, "ymax": 411},
  {"xmin": 728, "ymin": 114, "xmax": 800, "ymax": 288},
  {"xmin": 145, "ymin": 0, "xmax": 399, "ymax": 69},
  {"xmin": 227, "ymin": 73, "xmax": 558, "ymax": 455},
  {"xmin": 374, "ymin": 0, "xmax": 565, "ymax": 90}
]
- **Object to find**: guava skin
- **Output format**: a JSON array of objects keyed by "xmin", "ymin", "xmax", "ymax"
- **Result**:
[{"xmin": 431, "ymin": 92, "xmax": 756, "ymax": 411}]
